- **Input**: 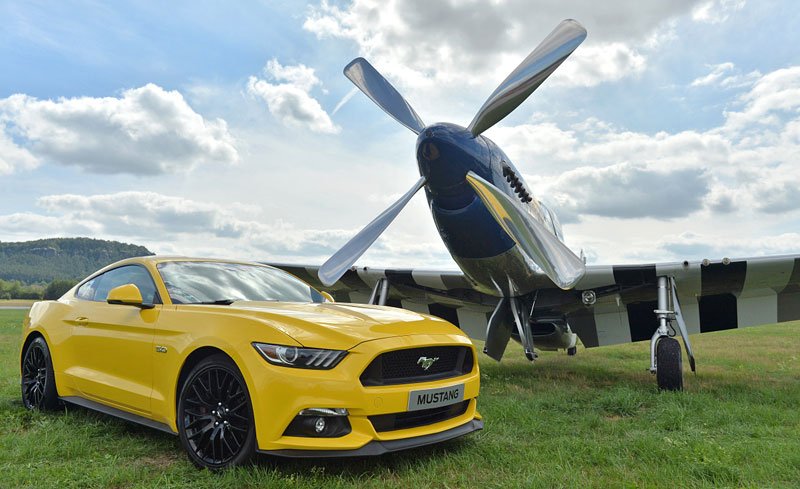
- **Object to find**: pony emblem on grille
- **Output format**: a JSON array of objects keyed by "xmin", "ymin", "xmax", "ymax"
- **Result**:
[{"xmin": 417, "ymin": 356, "xmax": 440, "ymax": 371}]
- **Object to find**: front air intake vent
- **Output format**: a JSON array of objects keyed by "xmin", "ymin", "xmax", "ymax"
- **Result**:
[
  {"xmin": 369, "ymin": 401, "xmax": 470, "ymax": 432},
  {"xmin": 360, "ymin": 346, "xmax": 474, "ymax": 386}
]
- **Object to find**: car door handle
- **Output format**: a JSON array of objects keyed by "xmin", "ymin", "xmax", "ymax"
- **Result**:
[{"xmin": 74, "ymin": 316, "xmax": 89, "ymax": 326}]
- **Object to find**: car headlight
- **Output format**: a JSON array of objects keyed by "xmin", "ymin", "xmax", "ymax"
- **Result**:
[{"xmin": 252, "ymin": 342, "xmax": 347, "ymax": 369}]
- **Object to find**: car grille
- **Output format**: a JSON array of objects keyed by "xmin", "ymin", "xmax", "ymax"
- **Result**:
[
  {"xmin": 360, "ymin": 346, "xmax": 474, "ymax": 386},
  {"xmin": 369, "ymin": 401, "xmax": 470, "ymax": 433}
]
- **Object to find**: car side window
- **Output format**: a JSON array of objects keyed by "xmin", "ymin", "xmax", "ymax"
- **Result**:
[
  {"xmin": 75, "ymin": 277, "xmax": 99, "ymax": 301},
  {"xmin": 91, "ymin": 265, "xmax": 161, "ymax": 304}
]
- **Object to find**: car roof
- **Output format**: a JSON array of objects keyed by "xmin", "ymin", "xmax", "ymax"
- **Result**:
[
  {"xmin": 92, "ymin": 256, "xmax": 276, "ymax": 275},
  {"xmin": 124, "ymin": 255, "xmax": 267, "ymax": 266}
]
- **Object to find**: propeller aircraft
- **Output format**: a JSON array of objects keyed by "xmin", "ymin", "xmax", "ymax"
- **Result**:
[{"xmin": 272, "ymin": 19, "xmax": 800, "ymax": 391}]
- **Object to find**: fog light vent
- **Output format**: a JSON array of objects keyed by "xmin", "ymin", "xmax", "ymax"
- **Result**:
[{"xmin": 283, "ymin": 408, "xmax": 351, "ymax": 438}]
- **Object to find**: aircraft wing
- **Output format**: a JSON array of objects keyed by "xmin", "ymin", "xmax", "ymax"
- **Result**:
[
  {"xmin": 269, "ymin": 254, "xmax": 800, "ymax": 349},
  {"xmin": 564, "ymin": 255, "xmax": 800, "ymax": 348},
  {"xmin": 268, "ymin": 263, "xmax": 499, "ymax": 341}
]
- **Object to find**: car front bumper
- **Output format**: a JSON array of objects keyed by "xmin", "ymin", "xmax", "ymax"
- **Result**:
[
  {"xmin": 245, "ymin": 333, "xmax": 481, "ymax": 455},
  {"xmin": 260, "ymin": 418, "xmax": 483, "ymax": 458}
]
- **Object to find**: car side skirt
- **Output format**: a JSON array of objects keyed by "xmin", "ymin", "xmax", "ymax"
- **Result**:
[
  {"xmin": 60, "ymin": 396, "xmax": 177, "ymax": 435},
  {"xmin": 259, "ymin": 418, "xmax": 483, "ymax": 458}
]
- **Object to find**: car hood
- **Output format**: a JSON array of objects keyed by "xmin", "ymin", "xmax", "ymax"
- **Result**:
[{"xmin": 227, "ymin": 301, "xmax": 461, "ymax": 350}]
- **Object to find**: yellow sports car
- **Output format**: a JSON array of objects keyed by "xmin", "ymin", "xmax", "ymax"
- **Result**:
[{"xmin": 20, "ymin": 256, "xmax": 481, "ymax": 469}]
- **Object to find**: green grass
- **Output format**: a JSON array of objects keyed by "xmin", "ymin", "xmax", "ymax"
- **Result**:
[
  {"xmin": 0, "ymin": 299, "xmax": 38, "ymax": 307},
  {"xmin": 1, "ymin": 308, "xmax": 798, "ymax": 488}
]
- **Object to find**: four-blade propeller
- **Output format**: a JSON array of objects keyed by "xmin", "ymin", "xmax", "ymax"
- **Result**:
[{"xmin": 319, "ymin": 20, "xmax": 587, "ymax": 290}]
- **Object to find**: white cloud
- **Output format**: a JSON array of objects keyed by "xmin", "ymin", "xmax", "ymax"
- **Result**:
[
  {"xmin": 690, "ymin": 62, "xmax": 761, "ymax": 88},
  {"xmin": 489, "ymin": 64, "xmax": 800, "ymax": 227},
  {"xmin": 691, "ymin": 62, "xmax": 735, "ymax": 86},
  {"xmin": 36, "ymin": 192, "xmax": 255, "ymax": 239},
  {"xmin": 658, "ymin": 231, "xmax": 800, "ymax": 259},
  {"xmin": 721, "ymin": 66, "xmax": 800, "ymax": 132},
  {"xmin": 0, "ymin": 127, "xmax": 39, "ymax": 174},
  {"xmin": 0, "ymin": 190, "xmax": 453, "ymax": 266},
  {"xmin": 747, "ymin": 170, "xmax": 800, "ymax": 214},
  {"xmin": 541, "ymin": 163, "xmax": 709, "ymax": 222},
  {"xmin": 303, "ymin": 0, "xmax": 705, "ymax": 101},
  {"xmin": 0, "ymin": 190, "xmax": 343, "ymax": 260},
  {"xmin": 247, "ymin": 59, "xmax": 340, "ymax": 134},
  {"xmin": 0, "ymin": 84, "xmax": 238, "ymax": 175},
  {"xmin": 0, "ymin": 212, "xmax": 99, "ymax": 236},
  {"xmin": 551, "ymin": 42, "xmax": 647, "ymax": 88},
  {"xmin": 490, "ymin": 121, "xmax": 731, "ymax": 175},
  {"xmin": 691, "ymin": 0, "xmax": 746, "ymax": 24}
]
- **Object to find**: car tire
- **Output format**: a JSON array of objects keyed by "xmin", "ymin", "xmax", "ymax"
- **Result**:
[
  {"xmin": 177, "ymin": 353, "xmax": 256, "ymax": 469},
  {"xmin": 21, "ymin": 336, "xmax": 60, "ymax": 411}
]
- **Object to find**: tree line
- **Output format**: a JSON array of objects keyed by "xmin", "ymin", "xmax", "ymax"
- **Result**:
[
  {"xmin": 0, "ymin": 237, "xmax": 153, "ymax": 289},
  {"xmin": 0, "ymin": 238, "xmax": 153, "ymax": 286},
  {"xmin": 0, "ymin": 278, "xmax": 77, "ymax": 300}
]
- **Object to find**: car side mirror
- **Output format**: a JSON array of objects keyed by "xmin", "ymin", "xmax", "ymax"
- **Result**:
[
  {"xmin": 107, "ymin": 284, "xmax": 155, "ymax": 309},
  {"xmin": 320, "ymin": 291, "xmax": 335, "ymax": 303}
]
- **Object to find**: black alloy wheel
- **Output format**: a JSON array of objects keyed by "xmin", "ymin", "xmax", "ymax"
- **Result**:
[
  {"xmin": 21, "ymin": 336, "xmax": 59, "ymax": 410},
  {"xmin": 177, "ymin": 354, "xmax": 256, "ymax": 469}
]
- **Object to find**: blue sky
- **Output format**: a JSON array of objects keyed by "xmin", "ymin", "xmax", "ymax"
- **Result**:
[{"xmin": 1, "ymin": 0, "xmax": 799, "ymax": 269}]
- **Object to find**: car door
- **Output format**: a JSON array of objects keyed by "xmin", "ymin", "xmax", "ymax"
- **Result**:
[{"xmin": 68, "ymin": 265, "xmax": 161, "ymax": 415}]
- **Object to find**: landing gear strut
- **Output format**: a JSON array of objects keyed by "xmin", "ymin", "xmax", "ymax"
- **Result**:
[
  {"xmin": 650, "ymin": 276, "xmax": 696, "ymax": 391},
  {"xmin": 510, "ymin": 295, "xmax": 537, "ymax": 361},
  {"xmin": 368, "ymin": 277, "xmax": 390, "ymax": 306}
]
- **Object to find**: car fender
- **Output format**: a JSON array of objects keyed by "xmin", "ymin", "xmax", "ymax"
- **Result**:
[{"xmin": 159, "ymin": 324, "xmax": 301, "ymax": 433}]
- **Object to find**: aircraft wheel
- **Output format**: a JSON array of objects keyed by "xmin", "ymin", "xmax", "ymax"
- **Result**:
[
  {"xmin": 177, "ymin": 354, "xmax": 256, "ymax": 470},
  {"xmin": 656, "ymin": 337, "xmax": 683, "ymax": 391},
  {"xmin": 21, "ymin": 336, "xmax": 60, "ymax": 411},
  {"xmin": 567, "ymin": 346, "xmax": 577, "ymax": 356}
]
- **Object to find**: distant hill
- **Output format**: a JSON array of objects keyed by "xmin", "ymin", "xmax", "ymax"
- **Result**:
[{"xmin": 0, "ymin": 238, "xmax": 154, "ymax": 284}]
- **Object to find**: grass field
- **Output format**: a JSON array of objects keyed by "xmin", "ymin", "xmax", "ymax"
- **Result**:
[
  {"xmin": 0, "ymin": 299, "xmax": 37, "ymax": 307},
  {"xmin": 1, "ymin": 308, "xmax": 798, "ymax": 488}
]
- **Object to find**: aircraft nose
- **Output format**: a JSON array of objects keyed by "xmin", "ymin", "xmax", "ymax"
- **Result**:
[
  {"xmin": 415, "ymin": 123, "xmax": 487, "ymax": 206},
  {"xmin": 420, "ymin": 139, "xmax": 440, "ymax": 161}
]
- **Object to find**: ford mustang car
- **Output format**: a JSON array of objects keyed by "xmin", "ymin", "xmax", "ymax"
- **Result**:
[{"xmin": 19, "ymin": 257, "xmax": 482, "ymax": 469}]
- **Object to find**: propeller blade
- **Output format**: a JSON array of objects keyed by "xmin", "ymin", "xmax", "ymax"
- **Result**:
[
  {"xmin": 318, "ymin": 177, "xmax": 427, "ymax": 286},
  {"xmin": 465, "ymin": 172, "xmax": 585, "ymax": 289},
  {"xmin": 467, "ymin": 19, "xmax": 587, "ymax": 137},
  {"xmin": 344, "ymin": 58, "xmax": 426, "ymax": 134}
]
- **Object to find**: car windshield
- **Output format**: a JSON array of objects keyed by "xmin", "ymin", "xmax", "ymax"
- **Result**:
[{"xmin": 156, "ymin": 261, "xmax": 324, "ymax": 304}]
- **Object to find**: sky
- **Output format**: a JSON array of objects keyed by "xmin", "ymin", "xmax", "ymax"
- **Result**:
[{"xmin": 1, "ymin": 0, "xmax": 799, "ymax": 270}]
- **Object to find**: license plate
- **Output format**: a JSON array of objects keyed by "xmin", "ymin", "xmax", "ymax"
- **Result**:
[{"xmin": 408, "ymin": 384, "xmax": 465, "ymax": 411}]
